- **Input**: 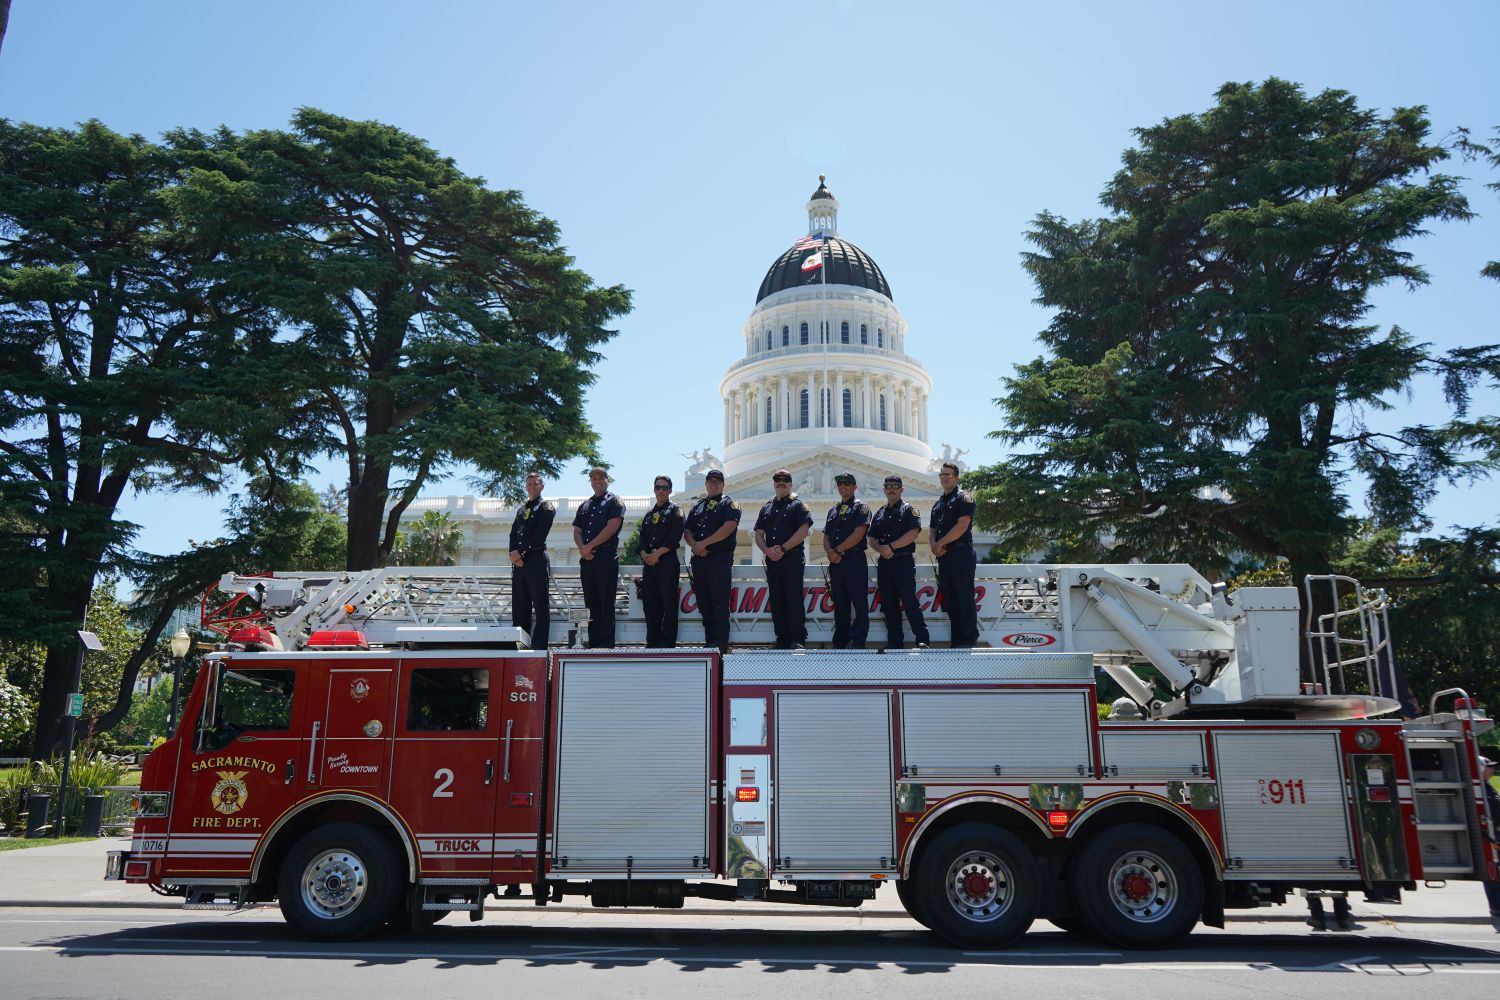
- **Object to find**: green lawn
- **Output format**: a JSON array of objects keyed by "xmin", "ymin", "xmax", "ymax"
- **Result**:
[{"xmin": 0, "ymin": 836, "xmax": 94, "ymax": 851}]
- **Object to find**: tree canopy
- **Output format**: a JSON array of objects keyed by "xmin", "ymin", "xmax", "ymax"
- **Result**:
[
  {"xmin": 971, "ymin": 80, "xmax": 1498, "ymax": 592},
  {"xmin": 197, "ymin": 110, "xmax": 632, "ymax": 568}
]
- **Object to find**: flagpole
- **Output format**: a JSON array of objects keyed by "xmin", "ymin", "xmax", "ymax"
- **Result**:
[{"xmin": 820, "ymin": 221, "xmax": 829, "ymax": 449}]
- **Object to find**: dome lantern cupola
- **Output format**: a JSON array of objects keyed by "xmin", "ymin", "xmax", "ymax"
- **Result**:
[{"xmin": 807, "ymin": 175, "xmax": 839, "ymax": 237}]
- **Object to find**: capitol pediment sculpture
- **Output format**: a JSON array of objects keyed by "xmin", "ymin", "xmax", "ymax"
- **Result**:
[
  {"xmin": 927, "ymin": 443, "xmax": 969, "ymax": 473},
  {"xmin": 682, "ymin": 447, "xmax": 723, "ymax": 477}
]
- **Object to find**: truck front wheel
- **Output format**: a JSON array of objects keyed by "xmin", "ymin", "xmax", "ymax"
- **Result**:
[
  {"xmin": 1069, "ymin": 823, "xmax": 1202, "ymax": 949},
  {"xmin": 913, "ymin": 823, "xmax": 1039, "ymax": 949},
  {"xmin": 278, "ymin": 822, "xmax": 404, "ymax": 940}
]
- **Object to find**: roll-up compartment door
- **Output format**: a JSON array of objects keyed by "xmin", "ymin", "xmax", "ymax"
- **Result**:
[
  {"xmin": 775, "ymin": 691, "xmax": 895, "ymax": 872},
  {"xmin": 901, "ymin": 690, "xmax": 1093, "ymax": 777},
  {"xmin": 1214, "ymin": 731, "xmax": 1355, "ymax": 878},
  {"xmin": 552, "ymin": 655, "xmax": 713, "ymax": 873}
]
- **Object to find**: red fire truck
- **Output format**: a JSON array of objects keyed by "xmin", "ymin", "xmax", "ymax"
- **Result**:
[{"xmin": 106, "ymin": 564, "xmax": 1497, "ymax": 948}]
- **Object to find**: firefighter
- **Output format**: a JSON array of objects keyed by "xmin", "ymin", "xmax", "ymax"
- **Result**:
[
  {"xmin": 869, "ymin": 475, "xmax": 929, "ymax": 650},
  {"xmin": 638, "ymin": 475, "xmax": 685, "ymax": 648},
  {"xmin": 930, "ymin": 461, "xmax": 979, "ymax": 648},
  {"xmin": 507, "ymin": 471, "xmax": 555, "ymax": 649},
  {"xmin": 572, "ymin": 467, "xmax": 626, "ymax": 648},
  {"xmin": 684, "ymin": 468, "xmax": 741, "ymax": 654},
  {"xmin": 822, "ymin": 472, "xmax": 871, "ymax": 649},
  {"xmin": 755, "ymin": 469, "xmax": 814, "ymax": 649}
]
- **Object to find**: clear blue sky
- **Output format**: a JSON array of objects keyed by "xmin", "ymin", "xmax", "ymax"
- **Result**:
[{"xmin": 4, "ymin": 1, "xmax": 1497, "ymax": 558}]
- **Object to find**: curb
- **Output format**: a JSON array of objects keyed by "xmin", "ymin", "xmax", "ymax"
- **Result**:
[{"xmin": 0, "ymin": 899, "xmax": 916, "ymax": 918}]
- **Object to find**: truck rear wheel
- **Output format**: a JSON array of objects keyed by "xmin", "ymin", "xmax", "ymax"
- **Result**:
[
  {"xmin": 1069, "ymin": 823, "xmax": 1202, "ymax": 949},
  {"xmin": 277, "ymin": 822, "xmax": 404, "ymax": 940},
  {"xmin": 913, "ymin": 823, "xmax": 1039, "ymax": 949}
]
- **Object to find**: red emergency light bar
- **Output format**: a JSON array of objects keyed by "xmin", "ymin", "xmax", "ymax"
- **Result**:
[
  {"xmin": 736, "ymin": 787, "xmax": 760, "ymax": 802},
  {"xmin": 305, "ymin": 629, "xmax": 370, "ymax": 651},
  {"xmin": 227, "ymin": 626, "xmax": 282, "ymax": 652}
]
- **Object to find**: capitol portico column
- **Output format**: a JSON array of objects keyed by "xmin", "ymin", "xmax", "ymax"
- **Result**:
[
  {"xmin": 835, "ymin": 371, "xmax": 845, "ymax": 427},
  {"xmin": 809, "ymin": 370, "xmax": 819, "ymax": 428},
  {"xmin": 779, "ymin": 375, "xmax": 788, "ymax": 431},
  {"xmin": 920, "ymin": 392, "xmax": 930, "ymax": 443},
  {"xmin": 724, "ymin": 397, "xmax": 732, "ymax": 444}
]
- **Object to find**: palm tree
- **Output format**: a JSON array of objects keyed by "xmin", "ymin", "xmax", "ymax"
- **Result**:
[{"xmin": 391, "ymin": 511, "xmax": 464, "ymax": 566}]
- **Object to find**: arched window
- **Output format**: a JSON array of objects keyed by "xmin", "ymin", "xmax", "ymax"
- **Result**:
[
  {"xmin": 821, "ymin": 322, "xmax": 829, "ymax": 343},
  {"xmin": 782, "ymin": 325, "xmax": 790, "ymax": 346},
  {"xmin": 879, "ymin": 396, "xmax": 887, "ymax": 431},
  {"xmin": 840, "ymin": 321, "xmax": 850, "ymax": 344},
  {"xmin": 842, "ymin": 388, "xmax": 853, "ymax": 426},
  {"xmin": 800, "ymin": 322, "xmax": 809, "ymax": 345},
  {"xmin": 860, "ymin": 323, "xmax": 868, "ymax": 345},
  {"xmin": 766, "ymin": 394, "xmax": 774, "ymax": 432},
  {"xmin": 799, "ymin": 389, "xmax": 809, "ymax": 428},
  {"xmin": 877, "ymin": 327, "xmax": 884, "ymax": 348},
  {"xmin": 766, "ymin": 330, "xmax": 773, "ymax": 351}
]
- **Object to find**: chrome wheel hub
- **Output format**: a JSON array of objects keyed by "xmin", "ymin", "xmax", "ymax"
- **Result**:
[
  {"xmin": 301, "ymin": 849, "xmax": 368, "ymax": 919},
  {"xmin": 944, "ymin": 850, "xmax": 1014, "ymax": 923},
  {"xmin": 1106, "ymin": 851, "xmax": 1178, "ymax": 923}
]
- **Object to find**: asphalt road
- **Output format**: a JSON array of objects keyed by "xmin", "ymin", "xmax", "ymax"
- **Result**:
[{"xmin": 3, "ymin": 898, "xmax": 1498, "ymax": 1000}]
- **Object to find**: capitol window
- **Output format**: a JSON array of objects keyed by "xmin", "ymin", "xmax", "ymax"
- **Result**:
[
  {"xmin": 765, "ymin": 330, "xmax": 773, "ymax": 351},
  {"xmin": 842, "ymin": 388, "xmax": 853, "ymax": 426},
  {"xmin": 800, "ymin": 322, "xmax": 809, "ymax": 345},
  {"xmin": 799, "ymin": 389, "xmax": 809, "ymax": 428},
  {"xmin": 840, "ymin": 321, "xmax": 849, "ymax": 344},
  {"xmin": 877, "ymin": 327, "xmax": 884, "ymax": 348},
  {"xmin": 879, "ymin": 396, "xmax": 887, "ymax": 430},
  {"xmin": 860, "ymin": 323, "xmax": 868, "ymax": 344},
  {"xmin": 765, "ymin": 395, "xmax": 774, "ymax": 432},
  {"xmin": 782, "ymin": 325, "xmax": 790, "ymax": 346}
]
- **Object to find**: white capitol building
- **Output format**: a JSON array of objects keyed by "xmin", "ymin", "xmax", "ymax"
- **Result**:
[{"xmin": 402, "ymin": 179, "xmax": 986, "ymax": 564}]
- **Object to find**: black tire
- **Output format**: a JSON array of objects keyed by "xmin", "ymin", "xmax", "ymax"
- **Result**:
[
  {"xmin": 1069, "ymin": 823, "xmax": 1203, "ymax": 949},
  {"xmin": 277, "ymin": 822, "xmax": 405, "ymax": 940},
  {"xmin": 895, "ymin": 878, "xmax": 932, "ymax": 930},
  {"xmin": 912, "ymin": 823, "xmax": 1040, "ymax": 949}
]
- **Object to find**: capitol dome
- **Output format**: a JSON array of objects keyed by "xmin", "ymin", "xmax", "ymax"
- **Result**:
[
  {"xmin": 756, "ymin": 236, "xmax": 893, "ymax": 304},
  {"xmin": 714, "ymin": 178, "xmax": 935, "ymax": 497}
]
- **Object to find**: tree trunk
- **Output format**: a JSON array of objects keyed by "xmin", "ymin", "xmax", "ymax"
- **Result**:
[
  {"xmin": 346, "ymin": 460, "xmax": 392, "ymax": 570},
  {"xmin": 92, "ymin": 599, "xmax": 180, "ymax": 735}
]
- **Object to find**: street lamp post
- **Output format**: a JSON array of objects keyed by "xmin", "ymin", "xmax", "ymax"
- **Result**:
[{"xmin": 167, "ymin": 626, "xmax": 192, "ymax": 736}]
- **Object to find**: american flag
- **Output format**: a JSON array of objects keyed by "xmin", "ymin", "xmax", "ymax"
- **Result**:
[{"xmin": 792, "ymin": 233, "xmax": 825, "ymax": 251}]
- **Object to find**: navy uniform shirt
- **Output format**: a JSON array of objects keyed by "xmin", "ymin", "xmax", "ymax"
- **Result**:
[
  {"xmin": 573, "ymin": 491, "xmax": 627, "ymax": 557},
  {"xmin": 824, "ymin": 497, "xmax": 871, "ymax": 553},
  {"xmin": 638, "ymin": 500, "xmax": 684, "ymax": 557},
  {"xmin": 754, "ymin": 493, "xmax": 814, "ymax": 551},
  {"xmin": 869, "ymin": 502, "xmax": 922, "ymax": 555},
  {"xmin": 686, "ymin": 493, "xmax": 742, "ymax": 556},
  {"xmin": 931, "ymin": 489, "xmax": 976, "ymax": 549},
  {"xmin": 509, "ymin": 496, "xmax": 556, "ymax": 554}
]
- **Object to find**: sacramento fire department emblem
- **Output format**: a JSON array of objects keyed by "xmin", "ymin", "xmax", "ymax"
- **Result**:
[
  {"xmin": 210, "ymin": 770, "xmax": 249, "ymax": 815},
  {"xmin": 350, "ymin": 677, "xmax": 370, "ymax": 701}
]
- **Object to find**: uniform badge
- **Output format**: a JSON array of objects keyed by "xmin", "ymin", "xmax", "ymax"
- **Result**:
[
  {"xmin": 210, "ymin": 770, "xmax": 249, "ymax": 816},
  {"xmin": 707, "ymin": 500, "xmax": 718, "ymax": 510},
  {"xmin": 729, "ymin": 501, "xmax": 740, "ymax": 510},
  {"xmin": 652, "ymin": 513, "xmax": 660, "ymax": 524},
  {"xmin": 350, "ymin": 677, "xmax": 370, "ymax": 702},
  {"xmin": 522, "ymin": 507, "xmax": 531, "ymax": 520},
  {"xmin": 838, "ymin": 504, "xmax": 848, "ymax": 515}
]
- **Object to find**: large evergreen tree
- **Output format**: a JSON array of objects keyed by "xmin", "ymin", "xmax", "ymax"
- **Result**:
[
  {"xmin": 0, "ymin": 120, "xmax": 299, "ymax": 758},
  {"xmin": 212, "ymin": 110, "xmax": 632, "ymax": 569},
  {"xmin": 972, "ymin": 80, "xmax": 1497, "ymax": 602}
]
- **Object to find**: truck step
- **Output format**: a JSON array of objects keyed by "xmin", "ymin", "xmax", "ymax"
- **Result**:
[{"xmin": 182, "ymin": 885, "xmax": 253, "ymax": 910}]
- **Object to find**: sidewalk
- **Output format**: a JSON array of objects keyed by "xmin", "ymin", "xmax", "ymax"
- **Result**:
[{"xmin": 1, "ymin": 835, "xmax": 1494, "ymax": 930}]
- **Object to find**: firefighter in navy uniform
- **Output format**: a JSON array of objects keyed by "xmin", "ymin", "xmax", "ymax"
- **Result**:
[
  {"xmin": 822, "ymin": 472, "xmax": 871, "ymax": 649},
  {"xmin": 683, "ymin": 468, "xmax": 741, "ymax": 654},
  {"xmin": 572, "ymin": 467, "xmax": 626, "ymax": 648},
  {"xmin": 869, "ymin": 475, "xmax": 930, "ymax": 650},
  {"xmin": 637, "ymin": 475, "xmax": 685, "ymax": 648},
  {"xmin": 754, "ymin": 469, "xmax": 814, "ymax": 649},
  {"xmin": 508, "ymin": 472, "xmax": 556, "ymax": 649},
  {"xmin": 930, "ymin": 461, "xmax": 979, "ymax": 647}
]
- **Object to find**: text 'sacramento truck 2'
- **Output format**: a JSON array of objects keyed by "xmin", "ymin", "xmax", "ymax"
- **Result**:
[{"xmin": 106, "ymin": 564, "xmax": 1497, "ymax": 948}]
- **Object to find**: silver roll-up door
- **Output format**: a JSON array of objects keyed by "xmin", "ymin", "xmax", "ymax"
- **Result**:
[
  {"xmin": 1100, "ymin": 730, "xmax": 1207, "ymax": 777},
  {"xmin": 1214, "ymin": 731, "xmax": 1355, "ymax": 878},
  {"xmin": 552, "ymin": 657, "xmax": 711, "ymax": 872},
  {"xmin": 901, "ymin": 690, "xmax": 1093, "ymax": 777},
  {"xmin": 775, "ymin": 691, "xmax": 895, "ymax": 871}
]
